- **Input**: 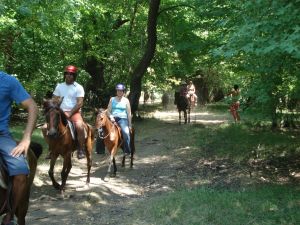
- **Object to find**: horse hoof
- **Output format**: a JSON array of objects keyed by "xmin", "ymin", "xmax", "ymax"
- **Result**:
[
  {"xmin": 104, "ymin": 177, "xmax": 110, "ymax": 182},
  {"xmin": 84, "ymin": 184, "xmax": 89, "ymax": 189},
  {"xmin": 58, "ymin": 194, "xmax": 64, "ymax": 199}
]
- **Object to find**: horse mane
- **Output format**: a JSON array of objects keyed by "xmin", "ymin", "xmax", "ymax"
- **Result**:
[{"xmin": 43, "ymin": 100, "xmax": 68, "ymax": 126}]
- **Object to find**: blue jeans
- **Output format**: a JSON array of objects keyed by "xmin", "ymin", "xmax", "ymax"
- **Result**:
[
  {"xmin": 114, "ymin": 117, "xmax": 131, "ymax": 154},
  {"xmin": 95, "ymin": 131, "xmax": 105, "ymax": 153},
  {"xmin": 0, "ymin": 130, "xmax": 29, "ymax": 176}
]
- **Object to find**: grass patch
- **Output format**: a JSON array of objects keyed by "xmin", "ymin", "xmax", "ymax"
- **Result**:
[
  {"xmin": 140, "ymin": 185, "xmax": 300, "ymax": 224},
  {"xmin": 186, "ymin": 121, "xmax": 300, "ymax": 162}
]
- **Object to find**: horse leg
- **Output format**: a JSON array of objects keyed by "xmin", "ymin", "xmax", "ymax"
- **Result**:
[
  {"xmin": 188, "ymin": 107, "xmax": 191, "ymax": 123},
  {"xmin": 179, "ymin": 110, "xmax": 181, "ymax": 124},
  {"xmin": 15, "ymin": 189, "xmax": 30, "ymax": 225},
  {"xmin": 122, "ymin": 156, "xmax": 125, "ymax": 167},
  {"xmin": 48, "ymin": 154, "xmax": 60, "ymax": 190},
  {"xmin": 84, "ymin": 134, "xmax": 92, "ymax": 186},
  {"xmin": 113, "ymin": 157, "xmax": 117, "ymax": 175},
  {"xmin": 130, "ymin": 151, "xmax": 134, "ymax": 168},
  {"xmin": 104, "ymin": 152, "xmax": 115, "ymax": 182},
  {"xmin": 60, "ymin": 153, "xmax": 72, "ymax": 194},
  {"xmin": 1, "ymin": 175, "xmax": 26, "ymax": 225},
  {"xmin": 184, "ymin": 110, "xmax": 187, "ymax": 124}
]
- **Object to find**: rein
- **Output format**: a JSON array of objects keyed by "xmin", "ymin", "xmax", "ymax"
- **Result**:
[
  {"xmin": 96, "ymin": 112, "xmax": 115, "ymax": 139},
  {"xmin": 58, "ymin": 123, "xmax": 69, "ymax": 138}
]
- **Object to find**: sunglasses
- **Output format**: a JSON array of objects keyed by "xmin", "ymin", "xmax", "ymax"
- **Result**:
[{"xmin": 65, "ymin": 72, "xmax": 75, "ymax": 76}]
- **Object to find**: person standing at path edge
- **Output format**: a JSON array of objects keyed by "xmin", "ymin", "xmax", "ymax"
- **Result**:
[
  {"xmin": 42, "ymin": 65, "xmax": 86, "ymax": 159},
  {"xmin": 0, "ymin": 71, "xmax": 39, "ymax": 225},
  {"xmin": 107, "ymin": 84, "xmax": 132, "ymax": 156},
  {"xmin": 226, "ymin": 85, "xmax": 241, "ymax": 123}
]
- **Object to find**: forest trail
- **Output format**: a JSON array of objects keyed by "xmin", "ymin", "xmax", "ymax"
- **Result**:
[{"xmin": 12, "ymin": 104, "xmax": 233, "ymax": 224}]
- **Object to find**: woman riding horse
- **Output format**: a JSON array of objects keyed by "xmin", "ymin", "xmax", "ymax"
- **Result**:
[{"xmin": 107, "ymin": 84, "xmax": 132, "ymax": 157}]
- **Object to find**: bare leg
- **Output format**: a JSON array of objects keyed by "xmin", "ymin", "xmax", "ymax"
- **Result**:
[
  {"xmin": 76, "ymin": 122, "xmax": 84, "ymax": 151},
  {"xmin": 2, "ymin": 174, "xmax": 26, "ymax": 225}
]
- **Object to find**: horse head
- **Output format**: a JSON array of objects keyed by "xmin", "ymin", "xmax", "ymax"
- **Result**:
[
  {"xmin": 42, "ymin": 98, "xmax": 67, "ymax": 139},
  {"xmin": 94, "ymin": 108, "xmax": 107, "ymax": 134}
]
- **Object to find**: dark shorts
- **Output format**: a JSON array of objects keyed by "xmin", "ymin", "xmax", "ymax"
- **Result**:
[{"xmin": 0, "ymin": 130, "xmax": 29, "ymax": 176}]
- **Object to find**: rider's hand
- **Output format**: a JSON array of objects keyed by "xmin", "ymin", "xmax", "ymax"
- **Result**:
[
  {"xmin": 110, "ymin": 116, "xmax": 115, "ymax": 122},
  {"xmin": 11, "ymin": 138, "xmax": 31, "ymax": 158},
  {"xmin": 65, "ymin": 112, "xmax": 72, "ymax": 118}
]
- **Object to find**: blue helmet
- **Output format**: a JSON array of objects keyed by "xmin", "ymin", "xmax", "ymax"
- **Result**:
[{"xmin": 116, "ymin": 84, "xmax": 125, "ymax": 90}]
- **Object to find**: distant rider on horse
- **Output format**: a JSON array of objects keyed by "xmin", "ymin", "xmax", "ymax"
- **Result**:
[
  {"xmin": 186, "ymin": 81, "xmax": 198, "ymax": 105},
  {"xmin": 179, "ymin": 81, "xmax": 190, "ymax": 109},
  {"xmin": 0, "ymin": 71, "xmax": 39, "ymax": 225},
  {"xmin": 43, "ymin": 65, "xmax": 86, "ymax": 159},
  {"xmin": 107, "ymin": 84, "xmax": 132, "ymax": 156}
]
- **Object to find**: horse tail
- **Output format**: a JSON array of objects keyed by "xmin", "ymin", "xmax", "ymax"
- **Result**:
[
  {"xmin": 131, "ymin": 126, "xmax": 135, "ymax": 154},
  {"xmin": 29, "ymin": 141, "xmax": 43, "ymax": 159},
  {"xmin": 88, "ymin": 124, "xmax": 95, "ymax": 143}
]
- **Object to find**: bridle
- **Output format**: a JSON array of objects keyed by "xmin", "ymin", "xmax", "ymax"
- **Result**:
[
  {"xmin": 46, "ymin": 108, "xmax": 69, "ymax": 139},
  {"xmin": 95, "ymin": 112, "xmax": 115, "ymax": 139}
]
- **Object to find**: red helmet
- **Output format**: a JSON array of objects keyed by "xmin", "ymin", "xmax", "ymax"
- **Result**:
[
  {"xmin": 64, "ymin": 65, "xmax": 78, "ymax": 81},
  {"xmin": 64, "ymin": 65, "xmax": 78, "ymax": 75}
]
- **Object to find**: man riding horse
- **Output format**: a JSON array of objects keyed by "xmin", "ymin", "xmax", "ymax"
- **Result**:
[
  {"xmin": 43, "ymin": 65, "xmax": 86, "ymax": 159},
  {"xmin": 0, "ymin": 71, "xmax": 39, "ymax": 225},
  {"xmin": 179, "ymin": 81, "xmax": 190, "ymax": 109}
]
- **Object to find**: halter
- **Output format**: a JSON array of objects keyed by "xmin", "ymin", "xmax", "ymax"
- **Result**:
[{"xmin": 96, "ymin": 112, "xmax": 115, "ymax": 139}]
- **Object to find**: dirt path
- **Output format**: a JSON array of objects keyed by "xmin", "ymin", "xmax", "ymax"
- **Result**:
[{"xmin": 10, "ymin": 104, "xmax": 234, "ymax": 224}]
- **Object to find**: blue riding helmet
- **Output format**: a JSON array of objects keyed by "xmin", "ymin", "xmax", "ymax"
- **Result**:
[{"xmin": 116, "ymin": 84, "xmax": 125, "ymax": 90}]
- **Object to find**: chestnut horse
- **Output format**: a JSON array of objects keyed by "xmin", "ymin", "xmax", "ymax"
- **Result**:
[
  {"xmin": 94, "ymin": 109, "xmax": 135, "ymax": 182},
  {"xmin": 0, "ymin": 141, "xmax": 43, "ymax": 225},
  {"xmin": 174, "ymin": 92, "xmax": 190, "ymax": 124},
  {"xmin": 187, "ymin": 93, "xmax": 195, "ymax": 122},
  {"xmin": 42, "ymin": 98, "xmax": 94, "ymax": 194}
]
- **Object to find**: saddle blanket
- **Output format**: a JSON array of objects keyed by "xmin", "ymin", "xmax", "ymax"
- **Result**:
[{"xmin": 68, "ymin": 120, "xmax": 88, "ymax": 141}]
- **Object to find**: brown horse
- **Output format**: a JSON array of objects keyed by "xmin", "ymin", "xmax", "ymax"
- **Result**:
[
  {"xmin": 174, "ymin": 92, "xmax": 190, "ymax": 124},
  {"xmin": 0, "ymin": 141, "xmax": 43, "ymax": 225},
  {"xmin": 187, "ymin": 94, "xmax": 195, "ymax": 122},
  {"xmin": 42, "ymin": 98, "xmax": 94, "ymax": 194},
  {"xmin": 94, "ymin": 109, "xmax": 135, "ymax": 182}
]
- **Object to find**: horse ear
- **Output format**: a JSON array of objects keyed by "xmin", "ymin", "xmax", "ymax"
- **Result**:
[
  {"xmin": 95, "ymin": 108, "xmax": 98, "ymax": 113},
  {"xmin": 58, "ymin": 97, "xmax": 64, "ymax": 106},
  {"xmin": 42, "ymin": 98, "xmax": 47, "ymax": 104}
]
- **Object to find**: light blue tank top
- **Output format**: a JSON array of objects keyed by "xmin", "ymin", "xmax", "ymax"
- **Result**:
[{"xmin": 111, "ymin": 97, "xmax": 127, "ymax": 118}]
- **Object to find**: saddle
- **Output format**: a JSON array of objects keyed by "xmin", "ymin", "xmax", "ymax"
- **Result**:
[{"xmin": 67, "ymin": 120, "xmax": 88, "ymax": 141}]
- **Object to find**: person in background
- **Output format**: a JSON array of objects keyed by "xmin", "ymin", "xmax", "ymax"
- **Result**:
[
  {"xmin": 106, "ymin": 84, "xmax": 132, "ymax": 156},
  {"xmin": 187, "ymin": 81, "xmax": 198, "ymax": 105},
  {"xmin": 0, "ymin": 71, "xmax": 39, "ymax": 225},
  {"xmin": 179, "ymin": 81, "xmax": 189, "ymax": 109},
  {"xmin": 226, "ymin": 84, "xmax": 241, "ymax": 123}
]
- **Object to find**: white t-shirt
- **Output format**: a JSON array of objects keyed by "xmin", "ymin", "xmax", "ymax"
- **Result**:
[{"xmin": 53, "ymin": 82, "xmax": 84, "ymax": 111}]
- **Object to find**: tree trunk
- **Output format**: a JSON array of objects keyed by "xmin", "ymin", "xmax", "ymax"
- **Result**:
[{"xmin": 128, "ymin": 0, "xmax": 161, "ymax": 115}]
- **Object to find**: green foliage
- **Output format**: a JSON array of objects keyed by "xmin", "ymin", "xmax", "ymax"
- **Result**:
[{"xmin": 144, "ymin": 185, "xmax": 300, "ymax": 224}]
